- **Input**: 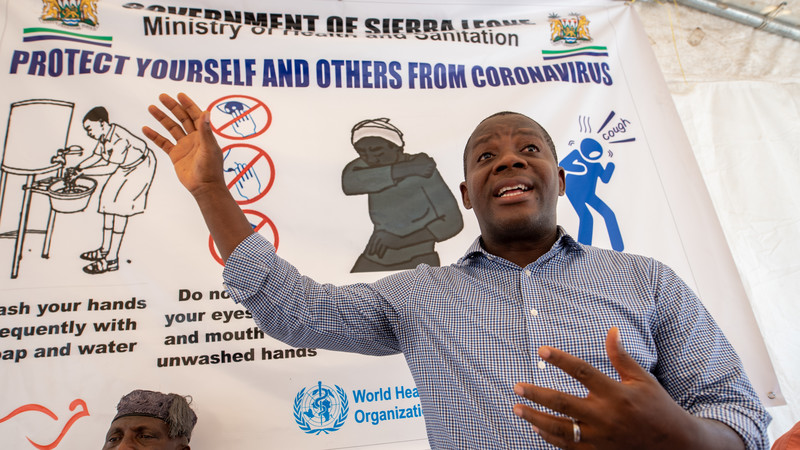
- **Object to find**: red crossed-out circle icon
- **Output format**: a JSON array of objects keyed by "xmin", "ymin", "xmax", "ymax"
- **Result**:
[
  {"xmin": 208, "ymin": 94, "xmax": 272, "ymax": 140},
  {"xmin": 221, "ymin": 143, "xmax": 275, "ymax": 205},
  {"xmin": 209, "ymin": 210, "xmax": 279, "ymax": 266}
]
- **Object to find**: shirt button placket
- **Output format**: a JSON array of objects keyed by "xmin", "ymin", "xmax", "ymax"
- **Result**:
[
  {"xmin": 523, "ymin": 269, "xmax": 538, "ymax": 318},
  {"xmin": 521, "ymin": 266, "xmax": 548, "ymax": 374}
]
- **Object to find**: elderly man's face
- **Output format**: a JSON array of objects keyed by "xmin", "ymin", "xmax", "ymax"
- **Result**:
[
  {"xmin": 459, "ymin": 113, "xmax": 564, "ymax": 244},
  {"xmin": 103, "ymin": 416, "xmax": 189, "ymax": 450},
  {"xmin": 354, "ymin": 136, "xmax": 403, "ymax": 166}
]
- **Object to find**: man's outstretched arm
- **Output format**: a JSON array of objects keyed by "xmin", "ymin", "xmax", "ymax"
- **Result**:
[{"xmin": 142, "ymin": 93, "xmax": 253, "ymax": 262}]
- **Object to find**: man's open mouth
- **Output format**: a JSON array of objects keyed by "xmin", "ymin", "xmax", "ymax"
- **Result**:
[{"xmin": 496, "ymin": 184, "xmax": 531, "ymax": 198}]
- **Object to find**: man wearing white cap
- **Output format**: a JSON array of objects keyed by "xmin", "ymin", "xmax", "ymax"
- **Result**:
[{"xmin": 342, "ymin": 117, "xmax": 463, "ymax": 272}]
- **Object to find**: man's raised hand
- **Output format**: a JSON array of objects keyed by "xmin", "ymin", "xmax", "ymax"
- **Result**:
[
  {"xmin": 143, "ymin": 93, "xmax": 255, "ymax": 261},
  {"xmin": 142, "ymin": 93, "xmax": 225, "ymax": 197}
]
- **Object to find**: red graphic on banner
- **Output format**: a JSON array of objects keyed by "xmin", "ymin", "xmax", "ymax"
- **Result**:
[
  {"xmin": 208, "ymin": 94, "xmax": 272, "ymax": 140},
  {"xmin": 221, "ymin": 143, "xmax": 276, "ymax": 205},
  {"xmin": 0, "ymin": 399, "xmax": 89, "ymax": 449},
  {"xmin": 209, "ymin": 210, "xmax": 279, "ymax": 266}
]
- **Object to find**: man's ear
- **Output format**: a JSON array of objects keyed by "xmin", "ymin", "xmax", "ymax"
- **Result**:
[
  {"xmin": 459, "ymin": 181, "xmax": 472, "ymax": 209},
  {"xmin": 557, "ymin": 167, "xmax": 566, "ymax": 196}
]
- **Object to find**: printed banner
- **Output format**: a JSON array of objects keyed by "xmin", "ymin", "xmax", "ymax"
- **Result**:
[{"xmin": 0, "ymin": 1, "xmax": 780, "ymax": 449}]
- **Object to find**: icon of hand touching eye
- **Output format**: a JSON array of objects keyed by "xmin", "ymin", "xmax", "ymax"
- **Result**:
[{"xmin": 217, "ymin": 100, "xmax": 257, "ymax": 137}]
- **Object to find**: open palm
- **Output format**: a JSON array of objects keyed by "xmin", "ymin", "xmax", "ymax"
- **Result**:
[{"xmin": 143, "ymin": 93, "xmax": 225, "ymax": 196}]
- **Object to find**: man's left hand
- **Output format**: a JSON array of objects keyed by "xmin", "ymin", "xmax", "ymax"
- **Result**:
[{"xmin": 512, "ymin": 327, "xmax": 740, "ymax": 449}]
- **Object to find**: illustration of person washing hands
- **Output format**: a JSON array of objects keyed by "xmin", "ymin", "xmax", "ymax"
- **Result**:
[{"xmin": 70, "ymin": 106, "xmax": 156, "ymax": 274}]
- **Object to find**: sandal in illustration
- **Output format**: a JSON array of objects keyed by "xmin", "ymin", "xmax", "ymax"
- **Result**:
[
  {"xmin": 80, "ymin": 248, "xmax": 108, "ymax": 261},
  {"xmin": 83, "ymin": 259, "xmax": 119, "ymax": 275}
]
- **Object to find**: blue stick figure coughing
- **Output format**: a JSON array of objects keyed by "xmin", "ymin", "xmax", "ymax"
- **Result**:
[{"xmin": 560, "ymin": 138, "xmax": 624, "ymax": 251}]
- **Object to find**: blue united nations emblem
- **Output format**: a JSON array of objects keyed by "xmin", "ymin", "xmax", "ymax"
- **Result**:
[{"xmin": 294, "ymin": 381, "xmax": 349, "ymax": 434}]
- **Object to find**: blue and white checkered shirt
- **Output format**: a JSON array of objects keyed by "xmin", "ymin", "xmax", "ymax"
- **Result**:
[{"xmin": 223, "ymin": 228, "xmax": 769, "ymax": 449}]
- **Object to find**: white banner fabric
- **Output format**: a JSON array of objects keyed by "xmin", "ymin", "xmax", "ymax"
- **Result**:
[{"xmin": 0, "ymin": 1, "xmax": 780, "ymax": 449}]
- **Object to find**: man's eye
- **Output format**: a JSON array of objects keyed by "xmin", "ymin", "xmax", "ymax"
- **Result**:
[
  {"xmin": 477, "ymin": 152, "xmax": 493, "ymax": 161},
  {"xmin": 523, "ymin": 145, "xmax": 539, "ymax": 152}
]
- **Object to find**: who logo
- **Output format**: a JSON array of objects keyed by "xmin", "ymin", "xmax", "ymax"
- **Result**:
[{"xmin": 294, "ymin": 381, "xmax": 349, "ymax": 435}]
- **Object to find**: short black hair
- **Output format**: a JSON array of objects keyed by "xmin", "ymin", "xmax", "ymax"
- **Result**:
[
  {"xmin": 463, "ymin": 111, "xmax": 557, "ymax": 178},
  {"xmin": 83, "ymin": 106, "xmax": 108, "ymax": 123}
]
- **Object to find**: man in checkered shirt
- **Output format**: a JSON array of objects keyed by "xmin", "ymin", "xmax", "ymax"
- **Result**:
[{"xmin": 145, "ymin": 93, "xmax": 770, "ymax": 449}]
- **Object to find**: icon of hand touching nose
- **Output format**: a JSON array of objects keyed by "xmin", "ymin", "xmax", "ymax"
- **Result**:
[
  {"xmin": 217, "ymin": 100, "xmax": 257, "ymax": 137},
  {"xmin": 223, "ymin": 153, "xmax": 262, "ymax": 200}
]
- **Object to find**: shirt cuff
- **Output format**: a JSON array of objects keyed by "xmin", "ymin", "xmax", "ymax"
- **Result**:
[
  {"xmin": 695, "ymin": 405, "xmax": 770, "ymax": 450},
  {"xmin": 222, "ymin": 233, "xmax": 275, "ymax": 304}
]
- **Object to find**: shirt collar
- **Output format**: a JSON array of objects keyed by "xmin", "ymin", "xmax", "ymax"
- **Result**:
[
  {"xmin": 102, "ymin": 124, "xmax": 116, "ymax": 143},
  {"xmin": 457, "ymin": 226, "xmax": 583, "ymax": 265}
]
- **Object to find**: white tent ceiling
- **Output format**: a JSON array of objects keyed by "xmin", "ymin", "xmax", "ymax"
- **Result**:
[
  {"xmin": 633, "ymin": 0, "xmax": 799, "ymax": 83},
  {"xmin": 661, "ymin": 0, "xmax": 800, "ymax": 41},
  {"xmin": 722, "ymin": 0, "xmax": 800, "ymax": 26},
  {"xmin": 633, "ymin": 0, "xmax": 800, "ymax": 442}
]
